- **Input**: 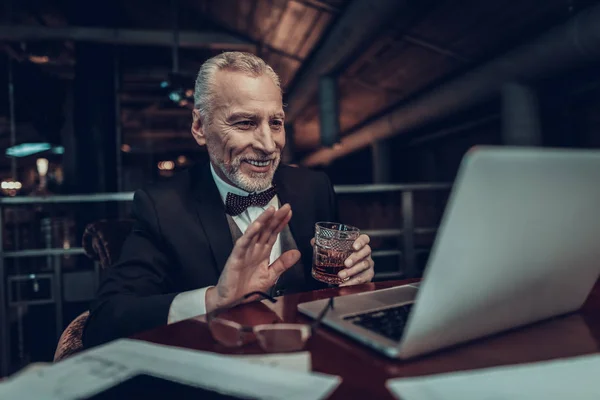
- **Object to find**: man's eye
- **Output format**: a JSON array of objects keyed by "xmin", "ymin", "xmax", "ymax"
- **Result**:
[
  {"xmin": 270, "ymin": 120, "xmax": 283, "ymax": 130},
  {"xmin": 236, "ymin": 121, "xmax": 254, "ymax": 130}
]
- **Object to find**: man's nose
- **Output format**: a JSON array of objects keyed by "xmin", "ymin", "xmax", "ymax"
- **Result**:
[{"xmin": 254, "ymin": 122, "xmax": 277, "ymax": 154}]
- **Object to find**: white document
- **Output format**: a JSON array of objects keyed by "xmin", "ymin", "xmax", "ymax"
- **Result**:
[
  {"xmin": 386, "ymin": 354, "xmax": 600, "ymax": 400},
  {"xmin": 0, "ymin": 339, "xmax": 340, "ymax": 400},
  {"xmin": 232, "ymin": 352, "xmax": 311, "ymax": 372}
]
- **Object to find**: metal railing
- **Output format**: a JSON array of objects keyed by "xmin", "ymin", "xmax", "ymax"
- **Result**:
[
  {"xmin": 0, "ymin": 182, "xmax": 451, "ymax": 376},
  {"xmin": 0, "ymin": 192, "xmax": 135, "ymax": 377}
]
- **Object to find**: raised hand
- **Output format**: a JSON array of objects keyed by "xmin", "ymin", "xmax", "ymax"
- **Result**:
[{"xmin": 205, "ymin": 204, "xmax": 300, "ymax": 312}]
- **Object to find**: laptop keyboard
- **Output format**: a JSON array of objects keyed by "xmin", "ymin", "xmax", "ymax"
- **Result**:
[{"xmin": 344, "ymin": 303, "xmax": 413, "ymax": 342}]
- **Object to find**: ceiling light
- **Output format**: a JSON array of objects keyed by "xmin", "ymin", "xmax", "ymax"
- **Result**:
[
  {"xmin": 29, "ymin": 55, "xmax": 49, "ymax": 64},
  {"xmin": 158, "ymin": 161, "xmax": 175, "ymax": 171},
  {"xmin": 1, "ymin": 180, "xmax": 22, "ymax": 190},
  {"xmin": 1, "ymin": 180, "xmax": 22, "ymax": 196},
  {"xmin": 169, "ymin": 91, "xmax": 182, "ymax": 103},
  {"xmin": 36, "ymin": 158, "xmax": 49, "ymax": 177},
  {"xmin": 6, "ymin": 143, "xmax": 51, "ymax": 157},
  {"xmin": 161, "ymin": 73, "xmax": 193, "ymax": 107},
  {"xmin": 5, "ymin": 143, "xmax": 64, "ymax": 158}
]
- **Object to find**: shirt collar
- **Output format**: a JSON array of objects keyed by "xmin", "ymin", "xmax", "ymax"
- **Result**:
[
  {"xmin": 210, "ymin": 163, "xmax": 247, "ymax": 204},
  {"xmin": 210, "ymin": 163, "xmax": 274, "ymax": 204}
]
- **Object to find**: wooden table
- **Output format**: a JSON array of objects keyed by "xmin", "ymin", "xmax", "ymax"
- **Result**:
[{"xmin": 134, "ymin": 279, "xmax": 600, "ymax": 399}]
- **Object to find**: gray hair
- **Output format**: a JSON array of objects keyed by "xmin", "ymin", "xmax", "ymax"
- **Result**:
[{"xmin": 194, "ymin": 52, "xmax": 281, "ymax": 123}]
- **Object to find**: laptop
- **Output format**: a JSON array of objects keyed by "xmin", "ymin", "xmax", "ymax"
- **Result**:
[{"xmin": 298, "ymin": 147, "xmax": 600, "ymax": 359}]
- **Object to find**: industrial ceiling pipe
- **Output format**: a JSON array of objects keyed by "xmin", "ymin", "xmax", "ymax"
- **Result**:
[
  {"xmin": 302, "ymin": 3, "xmax": 600, "ymax": 166},
  {"xmin": 284, "ymin": 0, "xmax": 406, "ymax": 122}
]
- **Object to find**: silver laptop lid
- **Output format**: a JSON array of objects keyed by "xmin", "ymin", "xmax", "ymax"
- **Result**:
[{"xmin": 398, "ymin": 147, "xmax": 600, "ymax": 358}]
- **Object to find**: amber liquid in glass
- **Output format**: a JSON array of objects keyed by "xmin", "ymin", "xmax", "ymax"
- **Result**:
[{"xmin": 312, "ymin": 246, "xmax": 350, "ymax": 285}]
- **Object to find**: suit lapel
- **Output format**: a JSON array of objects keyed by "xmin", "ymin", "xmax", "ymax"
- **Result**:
[
  {"xmin": 191, "ymin": 163, "xmax": 233, "ymax": 275},
  {"xmin": 274, "ymin": 167, "xmax": 313, "ymax": 256}
]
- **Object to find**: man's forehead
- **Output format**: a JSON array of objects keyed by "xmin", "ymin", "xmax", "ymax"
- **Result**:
[
  {"xmin": 212, "ymin": 70, "xmax": 283, "ymax": 114},
  {"xmin": 213, "ymin": 70, "xmax": 281, "ymax": 97},
  {"xmin": 224, "ymin": 108, "xmax": 285, "ymax": 119}
]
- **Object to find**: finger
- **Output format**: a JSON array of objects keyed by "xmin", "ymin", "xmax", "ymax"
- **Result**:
[
  {"xmin": 258, "ymin": 204, "xmax": 290, "ymax": 244},
  {"xmin": 339, "ymin": 267, "xmax": 374, "ymax": 287},
  {"xmin": 252, "ymin": 206, "xmax": 277, "ymax": 237},
  {"xmin": 247, "ymin": 207, "xmax": 276, "ymax": 241},
  {"xmin": 270, "ymin": 249, "xmax": 301, "ymax": 276},
  {"xmin": 310, "ymin": 238, "xmax": 315, "ymax": 247},
  {"xmin": 339, "ymin": 257, "xmax": 372, "ymax": 280},
  {"xmin": 352, "ymin": 234, "xmax": 371, "ymax": 251},
  {"xmin": 267, "ymin": 208, "xmax": 292, "ymax": 247},
  {"xmin": 231, "ymin": 220, "xmax": 262, "ymax": 258},
  {"xmin": 270, "ymin": 205, "xmax": 292, "ymax": 238},
  {"xmin": 344, "ymin": 244, "xmax": 371, "ymax": 268},
  {"xmin": 232, "ymin": 207, "xmax": 275, "ymax": 256}
]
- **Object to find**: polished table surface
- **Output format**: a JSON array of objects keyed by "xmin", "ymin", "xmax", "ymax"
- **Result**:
[{"xmin": 134, "ymin": 279, "xmax": 600, "ymax": 399}]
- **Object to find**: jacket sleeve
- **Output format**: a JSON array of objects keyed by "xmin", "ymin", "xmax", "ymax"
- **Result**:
[{"xmin": 82, "ymin": 189, "xmax": 178, "ymax": 348}]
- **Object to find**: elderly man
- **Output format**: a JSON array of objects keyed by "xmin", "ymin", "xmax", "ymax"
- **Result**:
[{"xmin": 82, "ymin": 52, "xmax": 374, "ymax": 347}]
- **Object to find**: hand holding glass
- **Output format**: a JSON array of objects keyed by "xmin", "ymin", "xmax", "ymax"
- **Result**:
[{"xmin": 312, "ymin": 222, "xmax": 360, "ymax": 285}]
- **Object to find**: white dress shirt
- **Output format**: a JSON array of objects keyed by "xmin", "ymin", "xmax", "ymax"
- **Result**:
[{"xmin": 167, "ymin": 164, "xmax": 281, "ymax": 324}]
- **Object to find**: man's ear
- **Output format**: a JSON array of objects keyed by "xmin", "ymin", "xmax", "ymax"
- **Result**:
[{"xmin": 191, "ymin": 109, "xmax": 206, "ymax": 146}]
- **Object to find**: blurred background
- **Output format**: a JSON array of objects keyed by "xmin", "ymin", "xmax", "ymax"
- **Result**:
[{"xmin": 1, "ymin": 0, "xmax": 600, "ymax": 376}]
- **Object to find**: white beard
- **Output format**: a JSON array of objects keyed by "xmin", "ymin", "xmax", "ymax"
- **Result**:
[{"xmin": 208, "ymin": 149, "xmax": 280, "ymax": 193}]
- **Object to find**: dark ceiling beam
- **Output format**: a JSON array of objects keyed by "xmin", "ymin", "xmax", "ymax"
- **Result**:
[
  {"xmin": 2, "ymin": 44, "xmax": 24, "ymax": 62},
  {"xmin": 232, "ymin": 21, "xmax": 305, "ymax": 62},
  {"xmin": 121, "ymin": 135, "xmax": 202, "ymax": 152},
  {"xmin": 0, "ymin": 25, "xmax": 256, "ymax": 51},
  {"xmin": 262, "ymin": 44, "xmax": 304, "ymax": 62},
  {"xmin": 45, "ymin": 67, "xmax": 198, "ymax": 82},
  {"xmin": 120, "ymin": 93, "xmax": 166, "ymax": 103},
  {"xmin": 408, "ymin": 114, "xmax": 500, "ymax": 146},
  {"xmin": 259, "ymin": 1, "xmax": 288, "ymax": 48},
  {"xmin": 292, "ymin": 0, "xmax": 340, "ymax": 14},
  {"xmin": 301, "ymin": 3, "xmax": 600, "ymax": 166},
  {"xmin": 123, "ymin": 107, "xmax": 191, "ymax": 123},
  {"xmin": 123, "ymin": 69, "xmax": 196, "ymax": 81},
  {"xmin": 284, "ymin": 0, "xmax": 406, "ymax": 122},
  {"xmin": 402, "ymin": 34, "xmax": 471, "ymax": 63},
  {"xmin": 292, "ymin": 8, "xmax": 322, "ymax": 55},
  {"xmin": 123, "ymin": 142, "xmax": 202, "ymax": 154},
  {"xmin": 0, "ymin": 124, "xmax": 44, "ymax": 145},
  {"xmin": 142, "ymin": 107, "xmax": 191, "ymax": 116},
  {"xmin": 246, "ymin": 0, "xmax": 259, "ymax": 32},
  {"xmin": 126, "ymin": 129, "xmax": 192, "ymax": 140},
  {"xmin": 349, "ymin": 76, "xmax": 401, "ymax": 94}
]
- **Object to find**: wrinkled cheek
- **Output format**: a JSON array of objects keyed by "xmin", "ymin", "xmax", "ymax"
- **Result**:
[
  {"xmin": 277, "ymin": 134, "xmax": 286, "ymax": 151},
  {"xmin": 225, "ymin": 145, "xmax": 243, "ymax": 168},
  {"xmin": 226, "ymin": 138, "xmax": 254, "ymax": 166},
  {"xmin": 219, "ymin": 132, "xmax": 237, "ymax": 166}
]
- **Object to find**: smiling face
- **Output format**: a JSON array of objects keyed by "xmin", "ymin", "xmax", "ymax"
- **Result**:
[{"xmin": 192, "ymin": 69, "xmax": 285, "ymax": 193}]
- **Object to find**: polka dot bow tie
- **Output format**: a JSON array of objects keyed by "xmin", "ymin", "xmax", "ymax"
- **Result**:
[{"xmin": 225, "ymin": 186, "xmax": 277, "ymax": 216}]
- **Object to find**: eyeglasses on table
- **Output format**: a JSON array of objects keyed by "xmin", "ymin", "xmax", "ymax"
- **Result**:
[{"xmin": 206, "ymin": 291, "xmax": 334, "ymax": 352}]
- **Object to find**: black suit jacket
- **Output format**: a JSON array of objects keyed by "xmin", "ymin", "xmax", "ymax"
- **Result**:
[{"xmin": 82, "ymin": 163, "xmax": 337, "ymax": 348}]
